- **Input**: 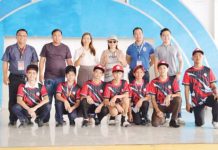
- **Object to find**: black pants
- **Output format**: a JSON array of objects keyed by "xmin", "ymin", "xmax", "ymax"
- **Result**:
[
  {"xmin": 80, "ymin": 98, "xmax": 109, "ymax": 121},
  {"xmin": 193, "ymin": 95, "xmax": 218, "ymax": 126},
  {"xmin": 128, "ymin": 69, "xmax": 149, "ymax": 84},
  {"xmin": 8, "ymin": 74, "xmax": 26, "ymax": 123},
  {"xmin": 132, "ymin": 101, "xmax": 149, "ymax": 125}
]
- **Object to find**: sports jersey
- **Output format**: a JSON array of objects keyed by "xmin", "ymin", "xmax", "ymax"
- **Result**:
[
  {"xmin": 17, "ymin": 83, "xmax": 48, "ymax": 107},
  {"xmin": 149, "ymin": 76, "xmax": 180, "ymax": 105},
  {"xmin": 103, "ymin": 80, "xmax": 129, "ymax": 99},
  {"xmin": 182, "ymin": 66, "xmax": 216, "ymax": 106},
  {"xmin": 129, "ymin": 80, "xmax": 148, "ymax": 105},
  {"xmin": 56, "ymin": 82, "xmax": 80, "ymax": 105},
  {"xmin": 80, "ymin": 80, "xmax": 105, "ymax": 103}
]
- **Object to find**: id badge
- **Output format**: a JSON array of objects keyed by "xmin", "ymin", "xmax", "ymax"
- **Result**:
[
  {"xmin": 18, "ymin": 60, "xmax": 24, "ymax": 71},
  {"xmin": 136, "ymin": 60, "xmax": 142, "ymax": 65}
]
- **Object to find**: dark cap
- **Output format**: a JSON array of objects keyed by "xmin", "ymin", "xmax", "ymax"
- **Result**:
[
  {"xmin": 192, "ymin": 48, "xmax": 204, "ymax": 56},
  {"xmin": 93, "ymin": 64, "xmax": 105, "ymax": 73},
  {"xmin": 112, "ymin": 65, "xmax": 124, "ymax": 73},
  {"xmin": 157, "ymin": 60, "xmax": 169, "ymax": 68}
]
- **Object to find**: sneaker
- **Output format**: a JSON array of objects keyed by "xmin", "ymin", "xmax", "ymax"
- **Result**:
[
  {"xmin": 82, "ymin": 120, "xmax": 89, "ymax": 127},
  {"xmin": 35, "ymin": 118, "xmax": 44, "ymax": 127},
  {"xmin": 141, "ymin": 118, "xmax": 150, "ymax": 126},
  {"xmin": 94, "ymin": 117, "xmax": 100, "ymax": 125},
  {"xmin": 169, "ymin": 120, "xmax": 180, "ymax": 128},
  {"xmin": 70, "ymin": 120, "xmax": 75, "ymax": 126},
  {"xmin": 108, "ymin": 116, "xmax": 116, "ymax": 125},
  {"xmin": 19, "ymin": 121, "xmax": 27, "ymax": 128},
  {"xmin": 56, "ymin": 122, "xmax": 63, "ymax": 127},
  {"xmin": 8, "ymin": 121, "xmax": 16, "ymax": 126},
  {"xmin": 177, "ymin": 118, "xmax": 185, "ymax": 125},
  {"xmin": 212, "ymin": 121, "xmax": 218, "ymax": 129},
  {"xmin": 121, "ymin": 115, "xmax": 130, "ymax": 127}
]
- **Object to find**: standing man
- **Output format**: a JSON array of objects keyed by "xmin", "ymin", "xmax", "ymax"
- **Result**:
[
  {"xmin": 183, "ymin": 48, "xmax": 218, "ymax": 128},
  {"xmin": 154, "ymin": 28, "xmax": 184, "ymax": 124},
  {"xmin": 39, "ymin": 29, "xmax": 73, "ymax": 123},
  {"xmin": 2, "ymin": 29, "xmax": 38, "ymax": 126},
  {"xmin": 126, "ymin": 27, "xmax": 155, "ymax": 84}
]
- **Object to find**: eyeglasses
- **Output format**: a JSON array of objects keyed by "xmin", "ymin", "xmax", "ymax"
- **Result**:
[{"xmin": 108, "ymin": 40, "xmax": 117, "ymax": 44}]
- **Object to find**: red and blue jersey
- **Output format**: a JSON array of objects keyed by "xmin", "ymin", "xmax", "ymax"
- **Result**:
[
  {"xmin": 56, "ymin": 82, "xmax": 80, "ymax": 105},
  {"xmin": 17, "ymin": 83, "xmax": 48, "ymax": 107},
  {"xmin": 182, "ymin": 66, "xmax": 216, "ymax": 106},
  {"xmin": 149, "ymin": 76, "xmax": 180, "ymax": 105}
]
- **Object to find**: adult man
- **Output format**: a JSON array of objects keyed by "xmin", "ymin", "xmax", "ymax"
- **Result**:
[
  {"xmin": 149, "ymin": 61, "xmax": 181, "ymax": 128},
  {"xmin": 154, "ymin": 28, "xmax": 184, "ymax": 124},
  {"xmin": 126, "ymin": 27, "xmax": 155, "ymax": 84},
  {"xmin": 39, "ymin": 29, "xmax": 73, "ymax": 123},
  {"xmin": 183, "ymin": 48, "xmax": 218, "ymax": 128},
  {"xmin": 2, "ymin": 29, "xmax": 38, "ymax": 126}
]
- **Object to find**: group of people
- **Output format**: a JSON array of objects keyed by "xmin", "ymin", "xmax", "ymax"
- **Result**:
[{"xmin": 2, "ymin": 27, "xmax": 218, "ymax": 129}]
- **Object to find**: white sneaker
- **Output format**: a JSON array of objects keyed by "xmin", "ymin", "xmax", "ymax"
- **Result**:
[
  {"xmin": 108, "ymin": 119, "xmax": 116, "ymax": 125},
  {"xmin": 122, "ymin": 121, "xmax": 131, "ymax": 127},
  {"xmin": 177, "ymin": 118, "xmax": 185, "ymax": 125},
  {"xmin": 212, "ymin": 121, "xmax": 218, "ymax": 129}
]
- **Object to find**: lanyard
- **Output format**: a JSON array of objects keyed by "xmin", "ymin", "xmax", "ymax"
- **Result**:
[
  {"xmin": 66, "ymin": 85, "xmax": 74, "ymax": 97},
  {"xmin": 135, "ymin": 42, "xmax": 144, "ymax": 59},
  {"xmin": 19, "ymin": 47, "xmax": 25, "ymax": 59}
]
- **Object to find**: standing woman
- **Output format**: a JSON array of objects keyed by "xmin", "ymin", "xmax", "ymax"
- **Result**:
[
  {"xmin": 74, "ymin": 32, "xmax": 98, "ymax": 87},
  {"xmin": 100, "ymin": 36, "xmax": 127, "ymax": 82}
]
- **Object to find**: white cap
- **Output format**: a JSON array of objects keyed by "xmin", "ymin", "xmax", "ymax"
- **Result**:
[{"xmin": 108, "ymin": 35, "xmax": 118, "ymax": 41}]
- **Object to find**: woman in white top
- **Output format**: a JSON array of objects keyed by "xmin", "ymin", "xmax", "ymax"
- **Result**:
[
  {"xmin": 100, "ymin": 36, "xmax": 127, "ymax": 82},
  {"xmin": 74, "ymin": 32, "xmax": 98, "ymax": 87}
]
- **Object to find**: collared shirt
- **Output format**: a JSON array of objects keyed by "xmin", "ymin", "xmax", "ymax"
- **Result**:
[
  {"xmin": 126, "ymin": 42, "xmax": 154, "ymax": 70},
  {"xmin": 155, "ymin": 44, "xmax": 181, "ymax": 76},
  {"xmin": 2, "ymin": 43, "xmax": 38, "ymax": 75}
]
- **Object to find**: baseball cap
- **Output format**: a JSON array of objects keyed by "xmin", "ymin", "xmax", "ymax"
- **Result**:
[
  {"xmin": 93, "ymin": 64, "xmax": 105, "ymax": 73},
  {"xmin": 133, "ymin": 65, "xmax": 145, "ymax": 73},
  {"xmin": 108, "ymin": 35, "xmax": 118, "ymax": 41},
  {"xmin": 192, "ymin": 48, "xmax": 204, "ymax": 56},
  {"xmin": 112, "ymin": 64, "xmax": 124, "ymax": 73},
  {"xmin": 157, "ymin": 60, "xmax": 169, "ymax": 68}
]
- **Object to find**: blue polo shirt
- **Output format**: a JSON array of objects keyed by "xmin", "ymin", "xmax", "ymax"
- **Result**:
[
  {"xmin": 2, "ymin": 43, "xmax": 38, "ymax": 75},
  {"xmin": 126, "ymin": 42, "xmax": 154, "ymax": 70}
]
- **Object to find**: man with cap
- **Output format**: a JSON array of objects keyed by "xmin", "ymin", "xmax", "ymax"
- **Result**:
[
  {"xmin": 55, "ymin": 65, "xmax": 80, "ymax": 127},
  {"xmin": 149, "ymin": 60, "xmax": 181, "ymax": 128},
  {"xmin": 100, "ymin": 35, "xmax": 127, "ymax": 82},
  {"xmin": 80, "ymin": 64, "xmax": 109, "ymax": 127},
  {"xmin": 103, "ymin": 64, "xmax": 130, "ymax": 127},
  {"xmin": 182, "ymin": 48, "xmax": 218, "ymax": 128},
  {"xmin": 126, "ymin": 27, "xmax": 155, "ymax": 84},
  {"xmin": 129, "ymin": 65, "xmax": 151, "ymax": 125}
]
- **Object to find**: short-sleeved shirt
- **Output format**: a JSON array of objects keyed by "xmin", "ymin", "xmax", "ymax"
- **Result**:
[
  {"xmin": 17, "ymin": 83, "xmax": 48, "ymax": 107},
  {"xmin": 103, "ymin": 80, "xmax": 129, "ymax": 100},
  {"xmin": 155, "ymin": 44, "xmax": 181, "ymax": 76},
  {"xmin": 2, "ymin": 43, "xmax": 38, "ymax": 75},
  {"xmin": 126, "ymin": 42, "xmax": 154, "ymax": 70},
  {"xmin": 149, "ymin": 76, "xmax": 180, "ymax": 105},
  {"xmin": 129, "ymin": 80, "xmax": 149, "ymax": 105},
  {"xmin": 182, "ymin": 66, "xmax": 216, "ymax": 106},
  {"xmin": 56, "ymin": 82, "xmax": 80, "ymax": 105},
  {"xmin": 80, "ymin": 80, "xmax": 105, "ymax": 103},
  {"xmin": 40, "ymin": 42, "xmax": 72, "ymax": 79}
]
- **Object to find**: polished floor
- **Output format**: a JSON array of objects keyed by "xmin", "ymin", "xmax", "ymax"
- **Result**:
[{"xmin": 0, "ymin": 107, "xmax": 218, "ymax": 148}]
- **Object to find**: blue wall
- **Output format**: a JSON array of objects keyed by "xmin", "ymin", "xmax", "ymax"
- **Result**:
[{"xmin": 0, "ymin": 0, "xmax": 217, "ymax": 107}]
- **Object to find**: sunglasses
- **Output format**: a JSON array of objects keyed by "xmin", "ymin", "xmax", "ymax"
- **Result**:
[{"xmin": 108, "ymin": 40, "xmax": 117, "ymax": 44}]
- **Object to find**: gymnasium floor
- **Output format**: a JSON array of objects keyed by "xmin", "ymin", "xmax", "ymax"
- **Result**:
[{"xmin": 0, "ymin": 107, "xmax": 218, "ymax": 150}]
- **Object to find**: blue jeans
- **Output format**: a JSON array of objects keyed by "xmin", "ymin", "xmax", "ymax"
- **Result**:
[
  {"xmin": 44, "ymin": 77, "xmax": 65, "ymax": 123},
  {"xmin": 55, "ymin": 100, "xmax": 77, "ymax": 123}
]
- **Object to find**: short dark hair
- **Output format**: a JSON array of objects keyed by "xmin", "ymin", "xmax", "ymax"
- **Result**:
[
  {"xmin": 133, "ymin": 27, "xmax": 143, "ymax": 35},
  {"xmin": 27, "ymin": 64, "xmax": 38, "ymax": 72},
  {"xmin": 160, "ymin": 28, "xmax": 171, "ymax": 36},
  {"xmin": 52, "ymin": 29, "xmax": 62, "ymax": 35},
  {"xmin": 65, "ymin": 65, "xmax": 76, "ymax": 75},
  {"xmin": 16, "ymin": 29, "xmax": 28, "ymax": 35}
]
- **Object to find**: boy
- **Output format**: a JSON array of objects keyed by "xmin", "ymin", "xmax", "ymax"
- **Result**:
[
  {"xmin": 12, "ymin": 64, "xmax": 50, "ymax": 127},
  {"xmin": 55, "ymin": 65, "xmax": 80, "ymax": 127},
  {"xmin": 80, "ymin": 65, "xmax": 109, "ymax": 127},
  {"xmin": 103, "ymin": 65, "xmax": 130, "ymax": 127},
  {"xmin": 129, "ymin": 65, "xmax": 150, "ymax": 125},
  {"xmin": 149, "ymin": 61, "xmax": 181, "ymax": 128}
]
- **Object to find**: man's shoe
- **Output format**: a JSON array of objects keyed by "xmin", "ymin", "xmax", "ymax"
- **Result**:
[
  {"xmin": 121, "ymin": 115, "xmax": 130, "ymax": 127},
  {"xmin": 19, "ymin": 121, "xmax": 27, "ymax": 128},
  {"xmin": 82, "ymin": 120, "xmax": 89, "ymax": 127},
  {"xmin": 70, "ymin": 120, "xmax": 75, "ymax": 126},
  {"xmin": 35, "ymin": 118, "xmax": 44, "ymax": 127},
  {"xmin": 56, "ymin": 122, "xmax": 63, "ymax": 127},
  {"xmin": 177, "ymin": 118, "xmax": 185, "ymax": 125},
  {"xmin": 212, "ymin": 121, "xmax": 218, "ymax": 129},
  {"xmin": 94, "ymin": 117, "xmax": 100, "ymax": 125},
  {"xmin": 108, "ymin": 116, "xmax": 116, "ymax": 125},
  {"xmin": 8, "ymin": 121, "xmax": 16, "ymax": 126},
  {"xmin": 169, "ymin": 120, "xmax": 180, "ymax": 128}
]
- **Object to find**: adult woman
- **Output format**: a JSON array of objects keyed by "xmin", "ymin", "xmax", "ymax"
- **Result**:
[
  {"xmin": 74, "ymin": 32, "xmax": 98, "ymax": 87},
  {"xmin": 100, "ymin": 36, "xmax": 127, "ymax": 82}
]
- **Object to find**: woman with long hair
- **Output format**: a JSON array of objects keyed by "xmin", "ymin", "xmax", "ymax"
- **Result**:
[{"xmin": 74, "ymin": 32, "xmax": 99, "ymax": 87}]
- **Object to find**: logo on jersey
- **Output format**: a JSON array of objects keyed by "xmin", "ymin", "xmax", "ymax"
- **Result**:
[{"xmin": 143, "ymin": 47, "xmax": 147, "ymax": 52}]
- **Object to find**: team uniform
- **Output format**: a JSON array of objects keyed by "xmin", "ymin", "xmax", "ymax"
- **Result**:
[
  {"xmin": 12, "ymin": 83, "xmax": 50, "ymax": 125},
  {"xmin": 182, "ymin": 66, "xmax": 218, "ymax": 126},
  {"xmin": 80, "ymin": 80, "xmax": 108, "ymax": 125},
  {"xmin": 56, "ymin": 82, "xmax": 80, "ymax": 125},
  {"xmin": 149, "ymin": 76, "xmax": 181, "ymax": 127},
  {"xmin": 129, "ymin": 80, "xmax": 150, "ymax": 125}
]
